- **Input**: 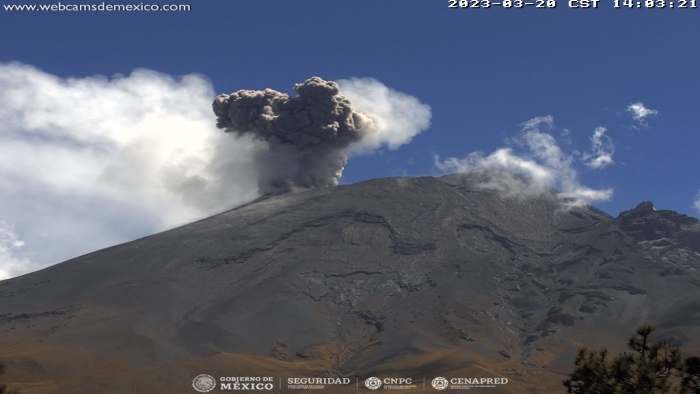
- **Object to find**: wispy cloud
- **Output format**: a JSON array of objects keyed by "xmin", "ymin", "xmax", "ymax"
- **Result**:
[
  {"xmin": 694, "ymin": 191, "xmax": 700, "ymax": 213},
  {"xmin": 434, "ymin": 116, "xmax": 613, "ymax": 207},
  {"xmin": 582, "ymin": 127, "xmax": 615, "ymax": 169},
  {"xmin": 627, "ymin": 102, "xmax": 659, "ymax": 126}
]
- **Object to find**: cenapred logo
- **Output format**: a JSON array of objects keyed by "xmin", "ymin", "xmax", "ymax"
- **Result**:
[
  {"xmin": 431, "ymin": 377, "xmax": 449, "ymax": 390},
  {"xmin": 192, "ymin": 374, "xmax": 217, "ymax": 393},
  {"xmin": 431, "ymin": 376, "xmax": 509, "ymax": 390},
  {"xmin": 365, "ymin": 377, "xmax": 382, "ymax": 390}
]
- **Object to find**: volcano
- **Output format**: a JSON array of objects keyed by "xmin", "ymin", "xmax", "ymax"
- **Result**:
[{"xmin": 1, "ymin": 173, "xmax": 699, "ymax": 393}]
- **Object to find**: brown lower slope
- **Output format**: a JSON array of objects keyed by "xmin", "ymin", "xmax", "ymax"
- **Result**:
[{"xmin": 0, "ymin": 324, "xmax": 558, "ymax": 394}]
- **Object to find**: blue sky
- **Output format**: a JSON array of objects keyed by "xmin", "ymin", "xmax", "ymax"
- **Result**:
[{"xmin": 1, "ymin": 0, "xmax": 699, "ymax": 277}]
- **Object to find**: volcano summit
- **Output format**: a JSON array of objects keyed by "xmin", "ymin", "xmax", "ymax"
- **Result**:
[{"xmin": 0, "ymin": 173, "xmax": 699, "ymax": 393}]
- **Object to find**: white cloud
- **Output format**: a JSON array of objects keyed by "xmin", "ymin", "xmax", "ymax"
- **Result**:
[
  {"xmin": 0, "ymin": 63, "xmax": 429, "ymax": 279},
  {"xmin": 0, "ymin": 62, "xmax": 264, "ymax": 279},
  {"xmin": 0, "ymin": 222, "xmax": 34, "ymax": 280},
  {"xmin": 582, "ymin": 127, "xmax": 615, "ymax": 169},
  {"xmin": 338, "ymin": 77, "xmax": 431, "ymax": 154},
  {"xmin": 694, "ymin": 191, "xmax": 700, "ymax": 213},
  {"xmin": 434, "ymin": 116, "xmax": 613, "ymax": 207},
  {"xmin": 627, "ymin": 102, "xmax": 659, "ymax": 125}
]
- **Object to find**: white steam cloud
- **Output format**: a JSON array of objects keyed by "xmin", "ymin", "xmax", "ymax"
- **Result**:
[
  {"xmin": 627, "ymin": 102, "xmax": 659, "ymax": 125},
  {"xmin": 0, "ymin": 63, "xmax": 430, "ymax": 279},
  {"xmin": 694, "ymin": 191, "xmax": 700, "ymax": 214},
  {"xmin": 338, "ymin": 77, "xmax": 431, "ymax": 154},
  {"xmin": 582, "ymin": 127, "xmax": 615, "ymax": 169},
  {"xmin": 0, "ymin": 222, "xmax": 33, "ymax": 280},
  {"xmin": 435, "ymin": 116, "xmax": 613, "ymax": 206}
]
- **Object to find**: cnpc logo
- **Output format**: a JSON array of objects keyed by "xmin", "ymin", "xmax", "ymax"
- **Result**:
[{"xmin": 365, "ymin": 377, "xmax": 414, "ymax": 390}]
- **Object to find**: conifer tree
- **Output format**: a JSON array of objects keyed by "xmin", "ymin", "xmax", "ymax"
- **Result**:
[{"xmin": 564, "ymin": 326, "xmax": 698, "ymax": 394}]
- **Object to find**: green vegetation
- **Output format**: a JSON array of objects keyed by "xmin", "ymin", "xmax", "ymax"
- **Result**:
[{"xmin": 564, "ymin": 326, "xmax": 700, "ymax": 394}]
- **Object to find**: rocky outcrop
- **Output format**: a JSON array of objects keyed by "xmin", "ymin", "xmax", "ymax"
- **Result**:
[{"xmin": 616, "ymin": 201, "xmax": 700, "ymax": 252}]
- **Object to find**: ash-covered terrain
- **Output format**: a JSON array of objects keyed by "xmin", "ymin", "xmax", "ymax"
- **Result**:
[{"xmin": 1, "ymin": 173, "xmax": 699, "ymax": 393}]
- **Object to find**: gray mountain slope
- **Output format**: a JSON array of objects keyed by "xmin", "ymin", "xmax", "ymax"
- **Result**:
[{"xmin": 0, "ymin": 173, "xmax": 699, "ymax": 393}]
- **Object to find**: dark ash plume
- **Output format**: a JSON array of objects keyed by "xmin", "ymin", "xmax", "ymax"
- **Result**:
[{"xmin": 213, "ymin": 77, "xmax": 377, "ymax": 195}]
